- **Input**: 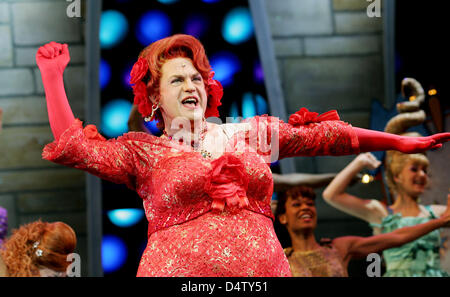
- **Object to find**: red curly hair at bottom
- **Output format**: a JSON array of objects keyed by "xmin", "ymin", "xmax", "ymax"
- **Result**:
[
  {"xmin": 0, "ymin": 220, "xmax": 76, "ymax": 277},
  {"xmin": 138, "ymin": 34, "xmax": 213, "ymax": 130}
]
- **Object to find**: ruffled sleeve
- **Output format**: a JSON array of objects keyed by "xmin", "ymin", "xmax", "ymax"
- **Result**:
[
  {"xmin": 42, "ymin": 118, "xmax": 167, "ymax": 190},
  {"xmin": 241, "ymin": 108, "xmax": 360, "ymax": 161}
]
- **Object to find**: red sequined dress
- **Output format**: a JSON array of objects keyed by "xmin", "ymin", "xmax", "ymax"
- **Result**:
[{"xmin": 42, "ymin": 111, "xmax": 359, "ymax": 277}]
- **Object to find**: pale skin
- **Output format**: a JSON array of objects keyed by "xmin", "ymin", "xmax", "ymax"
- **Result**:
[
  {"xmin": 153, "ymin": 57, "xmax": 248, "ymax": 159},
  {"xmin": 279, "ymin": 194, "xmax": 450, "ymax": 272},
  {"xmin": 322, "ymin": 153, "xmax": 447, "ymax": 230}
]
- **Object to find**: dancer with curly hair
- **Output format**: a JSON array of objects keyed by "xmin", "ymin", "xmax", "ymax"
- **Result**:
[
  {"xmin": 36, "ymin": 35, "xmax": 450, "ymax": 276},
  {"xmin": 0, "ymin": 220, "xmax": 76, "ymax": 277}
]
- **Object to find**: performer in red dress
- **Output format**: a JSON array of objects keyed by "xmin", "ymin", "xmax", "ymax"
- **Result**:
[{"xmin": 35, "ymin": 34, "xmax": 450, "ymax": 276}]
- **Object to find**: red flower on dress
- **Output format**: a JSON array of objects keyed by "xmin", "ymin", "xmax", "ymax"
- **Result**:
[
  {"xmin": 129, "ymin": 57, "xmax": 149, "ymax": 85},
  {"xmin": 204, "ymin": 153, "xmax": 249, "ymax": 212},
  {"xmin": 84, "ymin": 125, "xmax": 106, "ymax": 141},
  {"xmin": 288, "ymin": 108, "xmax": 340, "ymax": 126},
  {"xmin": 205, "ymin": 71, "xmax": 223, "ymax": 118}
]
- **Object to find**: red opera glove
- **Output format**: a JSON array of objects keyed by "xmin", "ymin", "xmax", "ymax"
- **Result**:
[
  {"xmin": 354, "ymin": 127, "xmax": 450, "ymax": 153},
  {"xmin": 36, "ymin": 42, "xmax": 75, "ymax": 140}
]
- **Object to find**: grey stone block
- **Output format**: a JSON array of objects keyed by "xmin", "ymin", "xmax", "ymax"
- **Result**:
[
  {"xmin": 16, "ymin": 44, "xmax": 85, "ymax": 67},
  {"xmin": 11, "ymin": 1, "xmax": 81, "ymax": 45},
  {"xmin": 0, "ymin": 126, "xmax": 56, "ymax": 169},
  {"xmin": 335, "ymin": 12, "xmax": 383, "ymax": 34},
  {"xmin": 333, "ymin": 0, "xmax": 370, "ymax": 11},
  {"xmin": 293, "ymin": 156, "xmax": 316, "ymax": 173},
  {"xmin": 0, "ymin": 68, "xmax": 34, "ymax": 96},
  {"xmin": 282, "ymin": 56, "xmax": 384, "ymax": 113},
  {"xmin": 305, "ymin": 35, "xmax": 380, "ymax": 56},
  {"xmin": 0, "ymin": 3, "xmax": 9, "ymax": 23},
  {"xmin": 17, "ymin": 190, "xmax": 86, "ymax": 214},
  {"xmin": 0, "ymin": 169, "xmax": 85, "ymax": 193},
  {"xmin": 0, "ymin": 25, "xmax": 13, "ymax": 66},
  {"xmin": 265, "ymin": 0, "xmax": 333, "ymax": 36},
  {"xmin": 314, "ymin": 155, "xmax": 355, "ymax": 173},
  {"xmin": 338, "ymin": 111, "xmax": 371, "ymax": 128},
  {"xmin": 19, "ymin": 211, "xmax": 87, "ymax": 235},
  {"xmin": 273, "ymin": 38, "xmax": 303, "ymax": 57},
  {"xmin": 0, "ymin": 96, "xmax": 48, "ymax": 125}
]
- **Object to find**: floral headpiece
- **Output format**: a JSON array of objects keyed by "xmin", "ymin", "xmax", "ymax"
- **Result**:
[{"xmin": 129, "ymin": 57, "xmax": 223, "ymax": 120}]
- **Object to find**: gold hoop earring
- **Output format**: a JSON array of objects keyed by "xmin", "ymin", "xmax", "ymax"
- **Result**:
[{"xmin": 145, "ymin": 102, "xmax": 160, "ymax": 122}]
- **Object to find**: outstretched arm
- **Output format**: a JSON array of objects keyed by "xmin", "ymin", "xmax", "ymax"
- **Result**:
[
  {"xmin": 354, "ymin": 127, "xmax": 449, "ymax": 153},
  {"xmin": 322, "ymin": 153, "xmax": 387, "ymax": 223},
  {"xmin": 334, "ymin": 194, "xmax": 450, "ymax": 260},
  {"xmin": 36, "ymin": 42, "xmax": 75, "ymax": 140}
]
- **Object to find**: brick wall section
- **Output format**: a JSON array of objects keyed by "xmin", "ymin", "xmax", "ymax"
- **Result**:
[
  {"xmin": 265, "ymin": 0, "xmax": 384, "ymax": 179},
  {"xmin": 0, "ymin": 0, "xmax": 87, "ymax": 276}
]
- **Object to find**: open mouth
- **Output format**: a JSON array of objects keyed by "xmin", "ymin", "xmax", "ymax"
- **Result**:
[
  {"xmin": 412, "ymin": 179, "xmax": 426, "ymax": 186},
  {"xmin": 181, "ymin": 96, "xmax": 199, "ymax": 109},
  {"xmin": 298, "ymin": 213, "xmax": 313, "ymax": 221}
]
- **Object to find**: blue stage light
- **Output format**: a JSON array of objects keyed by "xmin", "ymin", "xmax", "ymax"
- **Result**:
[
  {"xmin": 157, "ymin": 0, "xmax": 179, "ymax": 3},
  {"xmin": 102, "ymin": 235, "xmax": 128, "ymax": 273},
  {"xmin": 228, "ymin": 101, "xmax": 240, "ymax": 123},
  {"xmin": 143, "ymin": 119, "xmax": 162, "ymax": 136},
  {"xmin": 136, "ymin": 10, "xmax": 172, "ymax": 46},
  {"xmin": 222, "ymin": 7, "xmax": 254, "ymax": 45},
  {"xmin": 209, "ymin": 51, "xmax": 241, "ymax": 87},
  {"xmin": 254, "ymin": 94, "xmax": 268, "ymax": 115},
  {"xmin": 100, "ymin": 10, "xmax": 129, "ymax": 49},
  {"xmin": 99, "ymin": 59, "xmax": 111, "ymax": 89},
  {"xmin": 202, "ymin": 0, "xmax": 221, "ymax": 3},
  {"xmin": 107, "ymin": 208, "xmax": 145, "ymax": 228},
  {"xmin": 242, "ymin": 92, "xmax": 257, "ymax": 119},
  {"xmin": 253, "ymin": 61, "xmax": 264, "ymax": 84},
  {"xmin": 101, "ymin": 99, "xmax": 133, "ymax": 138},
  {"xmin": 183, "ymin": 14, "xmax": 210, "ymax": 38}
]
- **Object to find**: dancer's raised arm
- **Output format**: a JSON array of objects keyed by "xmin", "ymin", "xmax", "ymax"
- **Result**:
[
  {"xmin": 36, "ymin": 42, "xmax": 75, "ymax": 140},
  {"xmin": 322, "ymin": 153, "xmax": 388, "ymax": 223}
]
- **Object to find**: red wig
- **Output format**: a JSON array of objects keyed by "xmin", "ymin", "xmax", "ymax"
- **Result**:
[
  {"xmin": 0, "ymin": 220, "xmax": 77, "ymax": 277},
  {"xmin": 130, "ymin": 34, "xmax": 223, "ymax": 129}
]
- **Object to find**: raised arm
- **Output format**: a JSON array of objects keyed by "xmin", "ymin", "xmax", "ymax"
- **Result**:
[
  {"xmin": 334, "ymin": 194, "xmax": 450, "ymax": 261},
  {"xmin": 36, "ymin": 42, "xmax": 75, "ymax": 140},
  {"xmin": 322, "ymin": 153, "xmax": 387, "ymax": 223}
]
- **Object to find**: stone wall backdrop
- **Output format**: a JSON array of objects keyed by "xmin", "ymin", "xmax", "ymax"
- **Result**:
[
  {"xmin": 0, "ymin": 0, "xmax": 87, "ymax": 276},
  {"xmin": 265, "ymin": 0, "xmax": 385, "ymax": 275}
]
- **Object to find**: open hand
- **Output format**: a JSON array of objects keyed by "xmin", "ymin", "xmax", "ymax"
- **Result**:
[
  {"xmin": 397, "ymin": 133, "xmax": 450, "ymax": 153},
  {"xmin": 36, "ymin": 42, "xmax": 70, "ymax": 75}
]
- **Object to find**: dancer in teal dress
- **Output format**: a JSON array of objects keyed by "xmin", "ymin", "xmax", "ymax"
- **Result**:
[
  {"xmin": 322, "ymin": 78, "xmax": 449, "ymax": 277},
  {"xmin": 370, "ymin": 205, "xmax": 447, "ymax": 276}
]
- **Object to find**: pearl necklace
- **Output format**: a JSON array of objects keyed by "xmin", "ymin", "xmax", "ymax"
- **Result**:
[{"xmin": 163, "ymin": 121, "xmax": 212, "ymax": 159}]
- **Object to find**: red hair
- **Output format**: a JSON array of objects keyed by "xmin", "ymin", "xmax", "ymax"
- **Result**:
[
  {"xmin": 0, "ymin": 220, "xmax": 76, "ymax": 277},
  {"xmin": 132, "ymin": 34, "xmax": 220, "ymax": 129}
]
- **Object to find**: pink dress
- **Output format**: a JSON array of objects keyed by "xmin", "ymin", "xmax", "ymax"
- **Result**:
[{"xmin": 42, "ymin": 113, "xmax": 359, "ymax": 276}]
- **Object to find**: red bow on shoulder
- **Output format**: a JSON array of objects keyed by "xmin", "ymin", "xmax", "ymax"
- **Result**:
[{"xmin": 288, "ymin": 108, "xmax": 340, "ymax": 126}]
